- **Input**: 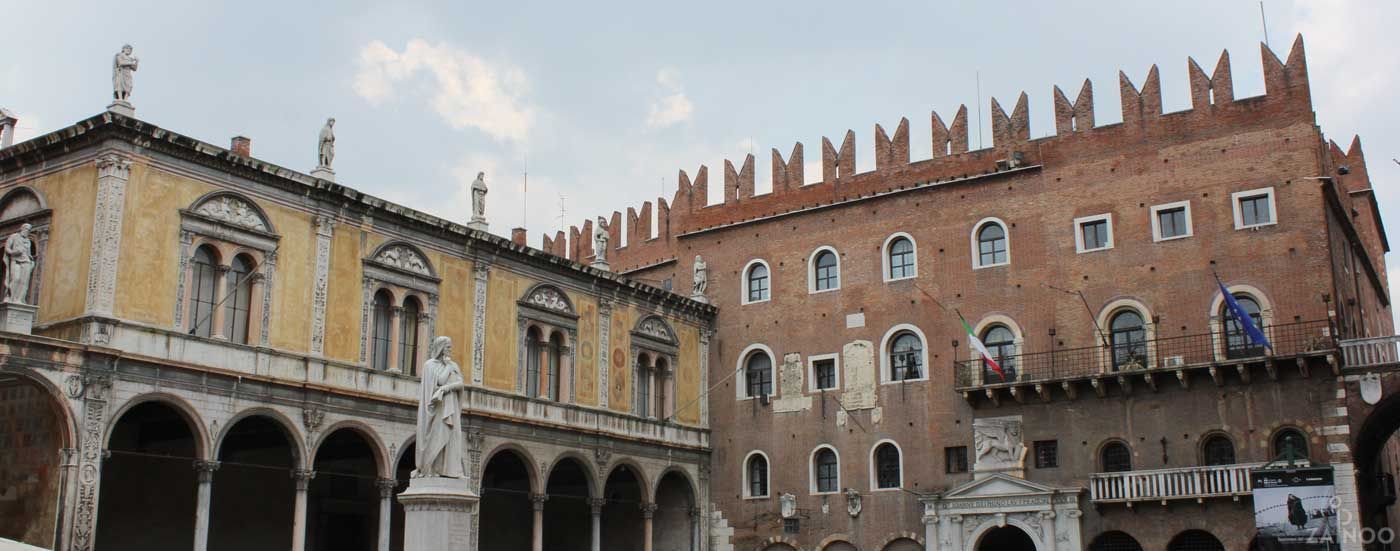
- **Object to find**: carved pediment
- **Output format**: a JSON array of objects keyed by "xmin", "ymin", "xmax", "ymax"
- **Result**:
[
  {"xmin": 523, "ymin": 285, "xmax": 574, "ymax": 315},
  {"xmin": 372, "ymin": 244, "xmax": 433, "ymax": 277},
  {"xmin": 944, "ymin": 473, "xmax": 1058, "ymax": 498},
  {"xmin": 192, "ymin": 194, "xmax": 270, "ymax": 232},
  {"xmin": 635, "ymin": 316, "xmax": 676, "ymax": 343}
]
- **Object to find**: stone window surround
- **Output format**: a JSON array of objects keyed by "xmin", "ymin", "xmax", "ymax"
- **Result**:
[
  {"xmin": 1073, "ymin": 213, "xmax": 1114, "ymax": 253},
  {"xmin": 1232, "ymin": 186, "xmax": 1278, "ymax": 230},
  {"xmin": 631, "ymin": 315, "xmax": 679, "ymax": 420},
  {"xmin": 806, "ymin": 245, "xmax": 841, "ymax": 294},
  {"xmin": 174, "ymin": 192, "xmax": 279, "ymax": 346},
  {"xmin": 1207, "ymin": 284, "xmax": 1275, "ymax": 362},
  {"xmin": 971, "ymin": 217, "xmax": 1010, "ymax": 269},
  {"xmin": 741, "ymin": 258, "xmax": 772, "ymax": 305},
  {"xmin": 1150, "ymin": 200, "xmax": 1194, "ymax": 241},
  {"xmin": 1197, "ymin": 430, "xmax": 1237, "ymax": 465},
  {"xmin": 969, "ymin": 315, "xmax": 1024, "ymax": 385},
  {"xmin": 0, "ymin": 186, "xmax": 52, "ymax": 307},
  {"xmin": 807, "ymin": 353, "xmax": 840, "ymax": 393},
  {"xmin": 1097, "ymin": 438, "xmax": 1133, "ymax": 471},
  {"xmin": 878, "ymin": 323, "xmax": 930, "ymax": 384},
  {"xmin": 742, "ymin": 449, "xmax": 771, "ymax": 499},
  {"xmin": 881, "ymin": 232, "xmax": 918, "ymax": 282},
  {"xmin": 869, "ymin": 438, "xmax": 904, "ymax": 492},
  {"xmin": 360, "ymin": 241, "xmax": 440, "ymax": 373},
  {"xmin": 515, "ymin": 283, "xmax": 578, "ymax": 402},
  {"xmin": 809, "ymin": 444, "xmax": 842, "ymax": 495},
  {"xmin": 735, "ymin": 343, "xmax": 777, "ymax": 400},
  {"xmin": 1095, "ymin": 298, "xmax": 1156, "ymax": 372}
]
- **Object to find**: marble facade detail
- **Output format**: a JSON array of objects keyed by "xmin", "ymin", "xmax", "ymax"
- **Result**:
[
  {"xmin": 86, "ymin": 154, "xmax": 130, "ymax": 320},
  {"xmin": 470, "ymin": 262, "xmax": 489, "ymax": 385},
  {"xmin": 309, "ymin": 216, "xmax": 334, "ymax": 355}
]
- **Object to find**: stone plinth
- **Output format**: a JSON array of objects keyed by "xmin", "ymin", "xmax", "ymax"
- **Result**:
[
  {"xmin": 690, "ymin": 293, "xmax": 709, "ymax": 304},
  {"xmin": 590, "ymin": 260, "xmax": 610, "ymax": 272},
  {"xmin": 0, "ymin": 302, "xmax": 36, "ymax": 334},
  {"xmin": 310, "ymin": 166, "xmax": 336, "ymax": 182},
  {"xmin": 107, "ymin": 101, "xmax": 135, "ymax": 117},
  {"xmin": 467, "ymin": 219, "xmax": 488, "ymax": 232},
  {"xmin": 398, "ymin": 476, "xmax": 477, "ymax": 551}
]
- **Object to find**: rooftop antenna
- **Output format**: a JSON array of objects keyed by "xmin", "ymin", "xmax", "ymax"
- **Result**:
[
  {"xmin": 555, "ymin": 193, "xmax": 567, "ymax": 233},
  {"xmin": 975, "ymin": 71, "xmax": 985, "ymax": 149},
  {"xmin": 521, "ymin": 151, "xmax": 529, "ymax": 230},
  {"xmin": 1259, "ymin": 1, "xmax": 1270, "ymax": 49}
]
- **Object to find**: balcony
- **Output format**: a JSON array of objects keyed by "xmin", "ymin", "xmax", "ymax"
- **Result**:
[
  {"xmin": 1089, "ymin": 462, "xmax": 1265, "ymax": 506},
  {"xmin": 1340, "ymin": 334, "xmax": 1400, "ymax": 370},
  {"xmin": 953, "ymin": 320, "xmax": 1334, "ymax": 405}
]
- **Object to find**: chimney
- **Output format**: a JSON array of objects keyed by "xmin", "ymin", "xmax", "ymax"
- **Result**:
[
  {"xmin": 511, "ymin": 227, "xmax": 528, "ymax": 247},
  {"xmin": 0, "ymin": 108, "xmax": 18, "ymax": 149},
  {"xmin": 230, "ymin": 136, "xmax": 251, "ymax": 157}
]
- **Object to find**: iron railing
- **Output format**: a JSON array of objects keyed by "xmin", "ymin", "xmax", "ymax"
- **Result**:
[
  {"xmin": 953, "ymin": 320, "xmax": 1333, "ymax": 389},
  {"xmin": 1339, "ymin": 335, "xmax": 1400, "ymax": 370}
]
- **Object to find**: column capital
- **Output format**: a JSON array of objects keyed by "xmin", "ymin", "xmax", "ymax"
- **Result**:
[
  {"xmin": 589, "ymin": 497, "xmax": 607, "ymax": 514},
  {"xmin": 377, "ymin": 478, "xmax": 398, "ymax": 498},
  {"xmin": 292, "ymin": 469, "xmax": 316, "ymax": 491},
  {"xmin": 1064, "ymin": 509, "xmax": 1082, "ymax": 519},
  {"xmin": 194, "ymin": 460, "xmax": 221, "ymax": 483},
  {"xmin": 640, "ymin": 502, "xmax": 658, "ymax": 519},
  {"xmin": 216, "ymin": 264, "xmax": 233, "ymax": 274},
  {"xmin": 948, "ymin": 514, "xmax": 964, "ymax": 524},
  {"xmin": 530, "ymin": 493, "xmax": 549, "ymax": 510},
  {"xmin": 923, "ymin": 513, "xmax": 939, "ymax": 525},
  {"xmin": 1038, "ymin": 510, "xmax": 1057, "ymax": 520}
]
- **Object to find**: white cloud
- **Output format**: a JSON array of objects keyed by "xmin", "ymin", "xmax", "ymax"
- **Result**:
[
  {"xmin": 354, "ymin": 39, "xmax": 534, "ymax": 143},
  {"xmin": 645, "ymin": 68, "xmax": 694, "ymax": 128}
]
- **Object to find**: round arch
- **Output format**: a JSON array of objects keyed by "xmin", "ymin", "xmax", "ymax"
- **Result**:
[
  {"xmin": 368, "ymin": 240, "xmax": 438, "ymax": 278},
  {"xmin": 1207, "ymin": 283, "xmax": 1275, "ymax": 322},
  {"xmin": 1096, "ymin": 437, "xmax": 1134, "ymax": 471},
  {"xmin": 105, "ymin": 392, "xmax": 212, "ymax": 460},
  {"xmin": 869, "ymin": 438, "xmax": 904, "ymax": 491},
  {"xmin": 807, "ymin": 245, "xmax": 842, "ymax": 293},
  {"xmin": 972, "ymin": 313, "xmax": 1024, "ymax": 344},
  {"xmin": 213, "ymin": 406, "xmax": 306, "ymax": 467},
  {"xmin": 809, "ymin": 444, "xmax": 842, "ymax": 495},
  {"xmin": 603, "ymin": 459, "xmax": 654, "ymax": 503},
  {"xmin": 757, "ymin": 536, "xmax": 803, "ymax": 551},
  {"xmin": 0, "ymin": 369, "xmax": 74, "ymax": 549},
  {"xmin": 188, "ymin": 190, "xmax": 277, "ymax": 233},
  {"xmin": 545, "ymin": 451, "xmax": 599, "ymax": 498},
  {"xmin": 393, "ymin": 433, "xmax": 417, "ymax": 471},
  {"xmin": 652, "ymin": 465, "xmax": 698, "ymax": 502},
  {"xmin": 742, "ymin": 450, "xmax": 771, "ymax": 498},
  {"xmin": 735, "ymin": 343, "xmax": 777, "ymax": 399},
  {"xmin": 520, "ymin": 282, "xmax": 575, "ymax": 314},
  {"xmin": 741, "ymin": 258, "xmax": 773, "ymax": 304},
  {"xmin": 876, "ymin": 533, "xmax": 924, "ymax": 551},
  {"xmin": 0, "ymin": 367, "xmax": 76, "ymax": 447},
  {"xmin": 482, "ymin": 442, "xmax": 543, "ymax": 494},
  {"xmin": 970, "ymin": 216, "xmax": 1011, "ymax": 268},
  {"xmin": 1096, "ymin": 297, "xmax": 1156, "ymax": 371},
  {"xmin": 0, "ymin": 185, "xmax": 48, "ymax": 214},
  {"xmin": 1196, "ymin": 430, "xmax": 1238, "ymax": 465},
  {"xmin": 815, "ymin": 534, "xmax": 857, "ymax": 550},
  {"xmin": 1087, "ymin": 531, "xmax": 1143, "ymax": 551},
  {"xmin": 881, "ymin": 231, "xmax": 918, "ymax": 281},
  {"xmin": 1166, "ymin": 529, "xmax": 1225, "ymax": 551},
  {"xmin": 879, "ymin": 323, "xmax": 930, "ymax": 383},
  {"xmin": 968, "ymin": 517, "xmax": 1042, "ymax": 551},
  {"xmin": 310, "ymin": 420, "xmax": 390, "ymax": 477}
]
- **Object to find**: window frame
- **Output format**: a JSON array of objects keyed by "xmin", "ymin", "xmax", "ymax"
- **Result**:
[
  {"xmin": 1108, "ymin": 309, "xmax": 1149, "ymax": 372},
  {"xmin": 1100, "ymin": 440, "xmax": 1133, "ymax": 473},
  {"xmin": 870, "ymin": 440, "xmax": 903, "ymax": 491},
  {"xmin": 945, "ymin": 446, "xmax": 969, "ymax": 474},
  {"xmin": 1200, "ymin": 433, "xmax": 1237, "ymax": 466},
  {"xmin": 808, "ymin": 246, "xmax": 841, "ymax": 294},
  {"xmin": 1231, "ymin": 186, "xmax": 1277, "ymax": 230},
  {"xmin": 971, "ymin": 217, "xmax": 1010, "ymax": 269},
  {"xmin": 882, "ymin": 232, "xmax": 918, "ymax": 282},
  {"xmin": 1271, "ymin": 427, "xmax": 1310, "ymax": 462},
  {"xmin": 1150, "ymin": 200, "xmax": 1194, "ymax": 242},
  {"xmin": 1033, "ymin": 440, "xmax": 1059, "ymax": 469},
  {"xmin": 736, "ymin": 344, "xmax": 776, "ymax": 400},
  {"xmin": 370, "ymin": 289, "xmax": 395, "ymax": 371},
  {"xmin": 741, "ymin": 259, "xmax": 772, "ymax": 305},
  {"xmin": 1074, "ymin": 213, "xmax": 1114, "ymax": 253},
  {"xmin": 743, "ymin": 450, "xmax": 771, "ymax": 499},
  {"xmin": 810, "ymin": 445, "xmax": 841, "ymax": 495},
  {"xmin": 808, "ymin": 353, "xmax": 840, "ymax": 393},
  {"xmin": 188, "ymin": 245, "xmax": 221, "ymax": 339},
  {"xmin": 879, "ymin": 324, "xmax": 929, "ymax": 384}
]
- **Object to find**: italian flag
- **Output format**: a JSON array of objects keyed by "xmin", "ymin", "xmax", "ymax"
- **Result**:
[{"xmin": 960, "ymin": 311, "xmax": 1006, "ymax": 382}]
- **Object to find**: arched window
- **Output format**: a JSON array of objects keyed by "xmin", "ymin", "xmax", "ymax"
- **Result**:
[
  {"xmin": 1271, "ymin": 428, "xmax": 1309, "ymax": 461},
  {"xmin": 887, "ymin": 236, "xmax": 916, "ymax": 280},
  {"xmin": 370, "ymin": 290, "xmax": 393, "ymax": 370},
  {"xmin": 746, "ymin": 452, "xmax": 769, "ymax": 498},
  {"xmin": 188, "ymin": 246, "xmax": 219, "ymax": 338},
  {"xmin": 1109, "ymin": 310, "xmax": 1147, "ymax": 371},
  {"xmin": 1166, "ymin": 530, "xmax": 1224, "ymax": 551},
  {"xmin": 398, "ymin": 297, "xmax": 421, "ymax": 374},
  {"xmin": 745, "ymin": 352, "xmax": 773, "ymax": 398},
  {"xmin": 525, "ymin": 326, "xmax": 544, "ymax": 398},
  {"xmin": 1101, "ymin": 441, "xmax": 1132, "ymax": 472},
  {"xmin": 1201, "ymin": 434, "xmax": 1236, "ymax": 466},
  {"xmin": 890, "ymin": 333, "xmax": 923, "ymax": 381},
  {"xmin": 874, "ymin": 442, "xmax": 901, "ymax": 489},
  {"xmin": 653, "ymin": 357, "xmax": 669, "ymax": 418},
  {"xmin": 812, "ymin": 249, "xmax": 839, "ymax": 292},
  {"xmin": 975, "ymin": 221, "xmax": 1008, "ymax": 267},
  {"xmin": 223, "ymin": 254, "xmax": 255, "ymax": 343},
  {"xmin": 745, "ymin": 261, "xmax": 770, "ymax": 303},
  {"xmin": 1088, "ymin": 531, "xmax": 1144, "ymax": 551},
  {"xmin": 547, "ymin": 332, "xmax": 563, "ymax": 400},
  {"xmin": 1223, "ymin": 295, "xmax": 1265, "ymax": 359},
  {"xmin": 981, "ymin": 325, "xmax": 1017, "ymax": 382},
  {"xmin": 813, "ymin": 447, "xmax": 839, "ymax": 493}
]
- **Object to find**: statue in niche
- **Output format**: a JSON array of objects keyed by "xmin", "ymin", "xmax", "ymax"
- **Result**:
[
  {"xmin": 470, "ymin": 172, "xmax": 487, "ymax": 224},
  {"xmin": 317, "ymin": 118, "xmax": 336, "ymax": 169},
  {"xmin": 691, "ymin": 255, "xmax": 708, "ymax": 296},
  {"xmin": 3, "ymin": 224, "xmax": 34, "ymax": 304},
  {"xmin": 112, "ymin": 45, "xmax": 139, "ymax": 102},
  {"xmin": 592, "ymin": 217, "xmax": 608, "ymax": 263},
  {"xmin": 415, "ymin": 336, "xmax": 466, "ymax": 478}
]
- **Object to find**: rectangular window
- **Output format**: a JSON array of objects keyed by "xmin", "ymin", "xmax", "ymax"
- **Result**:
[
  {"xmin": 945, "ymin": 446, "xmax": 969, "ymax": 474},
  {"xmin": 814, "ymin": 358, "xmax": 836, "ymax": 390},
  {"xmin": 1074, "ymin": 214, "xmax": 1113, "ymax": 252},
  {"xmin": 783, "ymin": 518, "xmax": 800, "ymax": 534},
  {"xmin": 1232, "ymin": 187, "xmax": 1277, "ymax": 229},
  {"xmin": 1151, "ymin": 201, "xmax": 1193, "ymax": 241},
  {"xmin": 1034, "ymin": 440, "xmax": 1058, "ymax": 469}
]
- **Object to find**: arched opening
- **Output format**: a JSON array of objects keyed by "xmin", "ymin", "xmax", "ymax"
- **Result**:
[
  {"xmin": 479, "ymin": 449, "xmax": 533, "ymax": 550},
  {"xmin": 975, "ymin": 221, "xmax": 1008, "ymax": 267},
  {"xmin": 224, "ymin": 254, "xmax": 255, "ymax": 344},
  {"xmin": 762, "ymin": 544, "xmax": 797, "ymax": 551},
  {"xmin": 824, "ymin": 541, "xmax": 857, "ymax": 551},
  {"xmin": 744, "ymin": 261, "xmax": 770, "ymax": 303},
  {"xmin": 1088, "ymin": 531, "xmax": 1143, "ymax": 551},
  {"xmin": 543, "ymin": 458, "xmax": 593, "ymax": 551},
  {"xmin": 981, "ymin": 324, "xmax": 1017, "ymax": 382},
  {"xmin": 812, "ymin": 446, "xmax": 839, "ymax": 494},
  {"xmin": 744, "ymin": 350, "xmax": 773, "ymax": 398},
  {"xmin": 812, "ymin": 248, "xmax": 839, "ymax": 292},
  {"xmin": 399, "ymin": 297, "xmax": 421, "ymax": 375},
  {"xmin": 874, "ymin": 442, "xmax": 902, "ymax": 489},
  {"xmin": 653, "ymin": 471, "xmax": 695, "ymax": 551},
  {"xmin": 882, "ymin": 537, "xmax": 922, "ymax": 551},
  {"xmin": 653, "ymin": 357, "xmax": 670, "ymax": 419},
  {"xmin": 390, "ymin": 443, "xmax": 414, "ymax": 551},
  {"xmin": 1166, "ymin": 529, "xmax": 1224, "ymax": 551},
  {"xmin": 0, "ymin": 374, "xmax": 69, "ymax": 548},
  {"xmin": 1201, "ymin": 434, "xmax": 1236, "ymax": 466},
  {"xmin": 1353, "ymin": 391, "xmax": 1400, "ymax": 542},
  {"xmin": 209, "ymin": 415, "xmax": 295, "ymax": 551},
  {"xmin": 1271, "ymin": 427, "xmax": 1310, "ymax": 462},
  {"xmin": 889, "ymin": 332, "xmax": 924, "ymax": 382},
  {"xmin": 370, "ymin": 290, "xmax": 394, "ymax": 370},
  {"xmin": 1109, "ymin": 310, "xmax": 1147, "ymax": 371},
  {"xmin": 547, "ymin": 331, "xmax": 564, "ymax": 400},
  {"xmin": 1101, "ymin": 440, "xmax": 1132, "ymax": 472},
  {"xmin": 95, "ymin": 401, "xmax": 200, "ymax": 550},
  {"xmin": 977, "ymin": 525, "xmax": 1035, "ymax": 551},
  {"xmin": 886, "ymin": 235, "xmax": 916, "ymax": 280},
  {"xmin": 307, "ymin": 428, "xmax": 380, "ymax": 551},
  {"xmin": 525, "ymin": 326, "xmax": 544, "ymax": 399},
  {"xmin": 1222, "ymin": 294, "xmax": 1265, "ymax": 359},
  {"xmin": 601, "ymin": 465, "xmax": 645, "ymax": 551},
  {"xmin": 745, "ymin": 452, "xmax": 769, "ymax": 498}
]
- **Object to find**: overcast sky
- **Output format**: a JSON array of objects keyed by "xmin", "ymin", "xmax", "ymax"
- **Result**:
[{"xmin": 7, "ymin": 1, "xmax": 1400, "ymax": 310}]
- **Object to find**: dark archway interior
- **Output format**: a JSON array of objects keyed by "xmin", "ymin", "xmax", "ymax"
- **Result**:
[
  {"xmin": 210, "ymin": 415, "xmax": 295, "ymax": 551},
  {"xmin": 977, "ymin": 525, "xmax": 1036, "ymax": 551},
  {"xmin": 390, "ymin": 442, "xmax": 414, "ymax": 551},
  {"xmin": 881, "ymin": 537, "xmax": 923, "ymax": 551},
  {"xmin": 601, "ymin": 466, "xmax": 644, "ymax": 551},
  {"xmin": 653, "ymin": 471, "xmax": 694, "ymax": 551},
  {"xmin": 479, "ymin": 450, "xmax": 533, "ymax": 551},
  {"xmin": 95, "ymin": 401, "xmax": 199, "ymax": 551},
  {"xmin": 1166, "ymin": 529, "xmax": 1225, "ymax": 551},
  {"xmin": 1089, "ymin": 531, "xmax": 1145, "ymax": 551},
  {"xmin": 308, "ymin": 429, "xmax": 379, "ymax": 551},
  {"xmin": 1354, "ymin": 388, "xmax": 1400, "ymax": 536},
  {"xmin": 0, "ymin": 376, "xmax": 66, "ymax": 548},
  {"xmin": 544, "ymin": 458, "xmax": 592, "ymax": 551}
]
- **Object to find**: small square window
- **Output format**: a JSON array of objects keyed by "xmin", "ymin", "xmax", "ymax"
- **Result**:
[
  {"xmin": 1034, "ymin": 440, "xmax": 1058, "ymax": 469},
  {"xmin": 1151, "ymin": 201, "xmax": 1193, "ymax": 241},
  {"xmin": 1074, "ymin": 214, "xmax": 1113, "ymax": 253},
  {"xmin": 945, "ymin": 446, "xmax": 969, "ymax": 474},
  {"xmin": 814, "ymin": 359, "xmax": 836, "ymax": 390},
  {"xmin": 783, "ymin": 518, "xmax": 800, "ymax": 534},
  {"xmin": 1232, "ymin": 187, "xmax": 1277, "ymax": 229}
]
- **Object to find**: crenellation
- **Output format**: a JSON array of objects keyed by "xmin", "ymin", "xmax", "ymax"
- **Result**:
[
  {"xmin": 770, "ymin": 143, "xmax": 804, "ymax": 194},
  {"xmin": 821, "ymin": 129, "xmax": 857, "ymax": 183},
  {"xmin": 931, "ymin": 105, "xmax": 970, "ymax": 157},
  {"xmin": 724, "ymin": 154, "xmax": 755, "ymax": 203},
  {"xmin": 875, "ymin": 118, "xmax": 910, "ymax": 171},
  {"xmin": 1188, "ymin": 50, "xmax": 1235, "ymax": 109},
  {"xmin": 1053, "ymin": 79, "xmax": 1094, "ymax": 134},
  {"xmin": 1261, "ymin": 35, "xmax": 1309, "ymax": 101},
  {"xmin": 991, "ymin": 93, "xmax": 1031, "ymax": 148},
  {"xmin": 1119, "ymin": 65, "xmax": 1163, "ymax": 125}
]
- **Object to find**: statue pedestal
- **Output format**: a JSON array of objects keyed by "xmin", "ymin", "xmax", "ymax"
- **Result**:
[
  {"xmin": 107, "ymin": 101, "xmax": 135, "ymax": 117},
  {"xmin": 0, "ymin": 302, "xmax": 36, "ymax": 335},
  {"xmin": 398, "ymin": 476, "xmax": 478, "ymax": 551},
  {"xmin": 690, "ymin": 293, "xmax": 709, "ymax": 304},
  {"xmin": 311, "ymin": 166, "xmax": 336, "ymax": 182},
  {"xmin": 590, "ymin": 260, "xmax": 610, "ymax": 272},
  {"xmin": 467, "ymin": 219, "xmax": 488, "ymax": 232}
]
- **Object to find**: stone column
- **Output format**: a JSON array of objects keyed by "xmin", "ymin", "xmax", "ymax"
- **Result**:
[
  {"xmin": 945, "ymin": 515, "xmax": 963, "ymax": 551},
  {"xmin": 588, "ymin": 498, "xmax": 605, "ymax": 551},
  {"xmin": 690, "ymin": 507, "xmax": 702, "ymax": 551},
  {"xmin": 388, "ymin": 306, "xmax": 404, "ymax": 373},
  {"xmin": 922, "ymin": 513, "xmax": 939, "ymax": 551},
  {"xmin": 377, "ymin": 479, "xmax": 398, "ymax": 551},
  {"xmin": 69, "ymin": 374, "xmax": 111, "ymax": 551},
  {"xmin": 291, "ymin": 469, "xmax": 315, "ymax": 551},
  {"xmin": 57, "ymin": 448, "xmax": 78, "ymax": 551},
  {"xmin": 1038, "ymin": 511, "xmax": 1056, "ymax": 551},
  {"xmin": 641, "ymin": 503, "xmax": 657, "ymax": 551},
  {"xmin": 470, "ymin": 263, "xmax": 490, "ymax": 385},
  {"xmin": 193, "ymin": 460, "xmax": 220, "ymax": 551},
  {"xmin": 530, "ymin": 493, "xmax": 548, "ymax": 551},
  {"xmin": 309, "ymin": 216, "xmax": 335, "ymax": 355},
  {"xmin": 597, "ymin": 299, "xmax": 612, "ymax": 408},
  {"xmin": 210, "ymin": 265, "xmax": 231, "ymax": 339}
]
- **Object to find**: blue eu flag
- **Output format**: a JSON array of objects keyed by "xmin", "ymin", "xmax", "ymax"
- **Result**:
[{"xmin": 1218, "ymin": 278, "xmax": 1272, "ymax": 350}]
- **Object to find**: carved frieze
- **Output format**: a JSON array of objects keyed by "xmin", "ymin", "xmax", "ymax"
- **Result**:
[
  {"xmin": 193, "ymin": 195, "xmax": 269, "ymax": 231},
  {"xmin": 374, "ymin": 244, "xmax": 432, "ymax": 276}
]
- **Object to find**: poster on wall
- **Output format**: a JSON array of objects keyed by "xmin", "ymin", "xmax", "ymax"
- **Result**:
[{"xmin": 1251, "ymin": 467, "xmax": 1340, "ymax": 551}]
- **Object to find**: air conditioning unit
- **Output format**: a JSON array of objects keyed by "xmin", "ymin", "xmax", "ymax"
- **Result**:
[{"xmin": 1162, "ymin": 355, "xmax": 1185, "ymax": 368}]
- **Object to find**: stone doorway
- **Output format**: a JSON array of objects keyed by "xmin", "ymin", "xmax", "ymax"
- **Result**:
[{"xmin": 976, "ymin": 526, "xmax": 1036, "ymax": 551}]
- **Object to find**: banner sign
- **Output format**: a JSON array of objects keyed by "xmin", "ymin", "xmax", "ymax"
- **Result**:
[{"xmin": 1251, "ymin": 467, "xmax": 1340, "ymax": 551}]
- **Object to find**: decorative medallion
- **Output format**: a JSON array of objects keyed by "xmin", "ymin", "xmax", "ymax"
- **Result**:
[{"xmin": 525, "ymin": 285, "xmax": 572, "ymax": 313}]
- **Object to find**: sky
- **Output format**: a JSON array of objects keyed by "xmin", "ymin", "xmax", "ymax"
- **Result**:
[{"xmin": 6, "ymin": 0, "xmax": 1400, "ymax": 313}]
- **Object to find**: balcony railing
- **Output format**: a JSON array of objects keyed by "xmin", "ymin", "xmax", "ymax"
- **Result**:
[
  {"xmin": 1090, "ymin": 462, "xmax": 1265, "ymax": 504},
  {"xmin": 1340, "ymin": 334, "xmax": 1400, "ymax": 370},
  {"xmin": 953, "ymin": 320, "xmax": 1333, "ymax": 390}
]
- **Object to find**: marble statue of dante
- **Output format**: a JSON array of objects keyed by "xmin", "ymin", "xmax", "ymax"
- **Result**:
[
  {"xmin": 415, "ymin": 336, "xmax": 466, "ymax": 478},
  {"xmin": 692, "ymin": 255, "xmax": 708, "ymax": 295},
  {"xmin": 470, "ymin": 172, "xmax": 487, "ymax": 221},
  {"xmin": 112, "ymin": 45, "xmax": 139, "ymax": 102},
  {"xmin": 593, "ymin": 217, "xmax": 608, "ymax": 262},
  {"xmin": 317, "ymin": 118, "xmax": 336, "ymax": 168},
  {"xmin": 3, "ymin": 224, "xmax": 33, "ymax": 304}
]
